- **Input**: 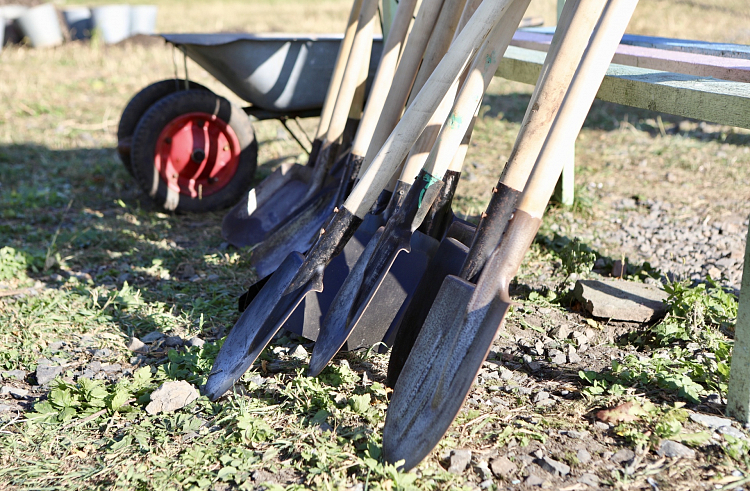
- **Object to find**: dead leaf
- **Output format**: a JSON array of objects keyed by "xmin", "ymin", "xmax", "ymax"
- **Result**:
[{"xmin": 596, "ymin": 401, "xmax": 648, "ymax": 423}]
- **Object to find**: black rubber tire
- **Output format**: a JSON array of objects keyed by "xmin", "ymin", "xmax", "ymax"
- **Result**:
[
  {"xmin": 130, "ymin": 90, "xmax": 258, "ymax": 213},
  {"xmin": 117, "ymin": 79, "xmax": 211, "ymax": 174}
]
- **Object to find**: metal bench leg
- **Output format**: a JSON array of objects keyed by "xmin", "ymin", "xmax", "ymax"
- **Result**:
[{"xmin": 727, "ymin": 221, "xmax": 750, "ymax": 423}]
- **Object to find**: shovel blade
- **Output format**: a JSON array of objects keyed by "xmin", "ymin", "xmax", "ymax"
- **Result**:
[
  {"xmin": 250, "ymin": 184, "xmax": 338, "ymax": 278},
  {"xmin": 383, "ymin": 274, "xmax": 511, "ymax": 471},
  {"xmin": 222, "ymin": 163, "xmax": 313, "ymax": 248},
  {"xmin": 204, "ymin": 252, "xmax": 305, "ymax": 400}
]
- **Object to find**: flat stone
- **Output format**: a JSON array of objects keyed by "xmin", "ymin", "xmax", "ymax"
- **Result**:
[
  {"xmin": 476, "ymin": 460, "xmax": 493, "ymax": 480},
  {"xmin": 1, "ymin": 370, "xmax": 27, "ymax": 381},
  {"xmin": 0, "ymin": 404, "xmax": 16, "ymax": 413},
  {"xmin": 48, "ymin": 341, "xmax": 65, "ymax": 352},
  {"xmin": 447, "ymin": 449, "xmax": 472, "ymax": 474},
  {"xmin": 92, "ymin": 348, "xmax": 110, "ymax": 358},
  {"xmin": 690, "ymin": 413, "xmax": 732, "ymax": 430},
  {"xmin": 35, "ymin": 365, "xmax": 63, "ymax": 385},
  {"xmin": 611, "ymin": 448, "xmax": 635, "ymax": 464},
  {"xmin": 565, "ymin": 430, "xmax": 589, "ymax": 439},
  {"xmin": 141, "ymin": 331, "xmax": 165, "ymax": 343},
  {"xmin": 536, "ymin": 456, "xmax": 570, "ymax": 476},
  {"xmin": 490, "ymin": 456, "xmax": 517, "ymax": 478},
  {"xmin": 577, "ymin": 448, "xmax": 591, "ymax": 464},
  {"xmin": 164, "ymin": 336, "xmax": 183, "ymax": 347},
  {"xmin": 100, "ymin": 363, "xmax": 122, "ymax": 373},
  {"xmin": 145, "ymin": 380, "xmax": 199, "ymax": 414},
  {"xmin": 88, "ymin": 361, "xmax": 102, "ymax": 372},
  {"xmin": 578, "ymin": 473, "xmax": 600, "ymax": 488},
  {"xmin": 525, "ymin": 474, "xmax": 545, "ymax": 487},
  {"xmin": 532, "ymin": 391, "xmax": 550, "ymax": 403},
  {"xmin": 126, "ymin": 337, "xmax": 147, "ymax": 353},
  {"xmin": 548, "ymin": 350, "xmax": 566, "ymax": 364},
  {"xmin": 1, "ymin": 386, "xmax": 29, "ymax": 399},
  {"xmin": 187, "ymin": 337, "xmax": 205, "ymax": 348},
  {"xmin": 573, "ymin": 279, "xmax": 668, "ymax": 322},
  {"xmin": 657, "ymin": 440, "xmax": 696, "ymax": 459},
  {"xmin": 719, "ymin": 425, "xmax": 747, "ymax": 439},
  {"xmin": 289, "ymin": 345, "xmax": 308, "ymax": 360}
]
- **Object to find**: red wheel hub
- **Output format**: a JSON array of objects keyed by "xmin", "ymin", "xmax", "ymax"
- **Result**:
[{"xmin": 154, "ymin": 112, "xmax": 241, "ymax": 198}]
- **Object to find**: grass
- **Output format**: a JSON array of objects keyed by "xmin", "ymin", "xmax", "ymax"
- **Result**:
[{"xmin": 2, "ymin": 0, "xmax": 750, "ymax": 489}]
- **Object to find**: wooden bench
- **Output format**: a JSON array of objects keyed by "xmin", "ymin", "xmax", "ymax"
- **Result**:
[{"xmin": 493, "ymin": 27, "xmax": 750, "ymax": 422}]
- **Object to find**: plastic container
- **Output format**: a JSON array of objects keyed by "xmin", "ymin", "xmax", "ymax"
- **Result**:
[
  {"xmin": 0, "ymin": 5, "xmax": 27, "ymax": 45},
  {"xmin": 0, "ymin": 14, "xmax": 4, "ymax": 51},
  {"xmin": 130, "ymin": 5, "xmax": 157, "ymax": 36},
  {"xmin": 16, "ymin": 3, "xmax": 63, "ymax": 48},
  {"xmin": 91, "ymin": 4, "xmax": 131, "ymax": 44},
  {"xmin": 63, "ymin": 7, "xmax": 92, "ymax": 41}
]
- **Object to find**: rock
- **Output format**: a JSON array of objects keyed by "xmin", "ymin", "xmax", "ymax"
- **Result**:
[
  {"xmin": 705, "ymin": 393, "xmax": 722, "ymax": 404},
  {"xmin": 127, "ymin": 337, "xmax": 147, "ymax": 353},
  {"xmin": 36, "ymin": 365, "xmax": 63, "ymax": 385},
  {"xmin": 578, "ymin": 473, "xmax": 600, "ymax": 488},
  {"xmin": 1, "ymin": 370, "xmax": 27, "ymax": 381},
  {"xmin": 527, "ymin": 361, "xmax": 541, "ymax": 372},
  {"xmin": 289, "ymin": 345, "xmax": 308, "ymax": 360},
  {"xmin": 536, "ymin": 456, "xmax": 570, "ymax": 476},
  {"xmin": 101, "ymin": 363, "xmax": 122, "ymax": 373},
  {"xmin": 48, "ymin": 341, "xmax": 65, "ymax": 352},
  {"xmin": 447, "ymin": 449, "xmax": 472, "ymax": 474},
  {"xmin": 531, "ymin": 449, "xmax": 545, "ymax": 459},
  {"xmin": 141, "ymin": 331, "xmax": 165, "ymax": 343},
  {"xmin": 476, "ymin": 460, "xmax": 493, "ymax": 480},
  {"xmin": 611, "ymin": 260, "xmax": 626, "ymax": 278},
  {"xmin": 565, "ymin": 430, "xmax": 589, "ymax": 439},
  {"xmin": 657, "ymin": 440, "xmax": 696, "ymax": 459},
  {"xmin": 479, "ymin": 479, "xmax": 493, "ymax": 489},
  {"xmin": 577, "ymin": 448, "xmax": 591, "ymax": 464},
  {"xmin": 525, "ymin": 474, "xmax": 545, "ymax": 487},
  {"xmin": 489, "ymin": 456, "xmax": 517, "ymax": 478},
  {"xmin": 165, "ymin": 336, "xmax": 183, "ymax": 347},
  {"xmin": 88, "ymin": 361, "xmax": 102, "ymax": 372},
  {"xmin": 145, "ymin": 381, "xmax": 199, "ymax": 415},
  {"xmin": 548, "ymin": 350, "xmax": 566, "ymax": 364},
  {"xmin": 187, "ymin": 337, "xmax": 205, "ymax": 348},
  {"xmin": 1, "ymin": 386, "xmax": 29, "ymax": 399},
  {"xmin": 719, "ymin": 425, "xmax": 746, "ymax": 439},
  {"xmin": 550, "ymin": 325, "xmax": 571, "ymax": 340},
  {"xmin": 532, "ymin": 391, "xmax": 550, "ymax": 404},
  {"xmin": 610, "ymin": 448, "xmax": 635, "ymax": 464},
  {"xmin": 690, "ymin": 413, "xmax": 732, "ymax": 430},
  {"xmin": 573, "ymin": 279, "xmax": 668, "ymax": 322},
  {"xmin": 0, "ymin": 404, "xmax": 16, "ymax": 413}
]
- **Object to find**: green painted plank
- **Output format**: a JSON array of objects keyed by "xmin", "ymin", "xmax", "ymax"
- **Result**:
[{"xmin": 496, "ymin": 46, "xmax": 750, "ymax": 130}]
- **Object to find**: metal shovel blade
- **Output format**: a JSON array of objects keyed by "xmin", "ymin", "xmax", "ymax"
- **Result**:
[
  {"xmin": 249, "ymin": 182, "xmax": 339, "ymax": 278},
  {"xmin": 203, "ymin": 251, "xmax": 305, "ymax": 400},
  {"xmin": 382, "ymin": 273, "xmax": 506, "ymax": 470},
  {"xmin": 222, "ymin": 163, "xmax": 314, "ymax": 248},
  {"xmin": 307, "ymin": 228, "xmax": 438, "ymax": 376}
]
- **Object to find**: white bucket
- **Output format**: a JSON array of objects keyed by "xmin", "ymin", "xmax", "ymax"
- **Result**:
[
  {"xmin": 63, "ymin": 7, "xmax": 92, "ymax": 41},
  {"xmin": 91, "ymin": 4, "xmax": 131, "ymax": 44},
  {"xmin": 130, "ymin": 5, "xmax": 157, "ymax": 35},
  {"xmin": 0, "ymin": 5, "xmax": 27, "ymax": 45},
  {"xmin": 16, "ymin": 3, "xmax": 63, "ymax": 48}
]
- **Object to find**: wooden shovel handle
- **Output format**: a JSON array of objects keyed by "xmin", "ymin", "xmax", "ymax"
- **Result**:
[
  {"xmin": 350, "ymin": 0, "xmax": 420, "ymax": 159},
  {"xmin": 315, "ymin": 0, "xmax": 364, "ymax": 141},
  {"xmin": 324, "ymin": 0, "xmax": 379, "ymax": 146},
  {"xmin": 499, "ymin": 0, "xmax": 604, "ymax": 191},
  {"xmin": 422, "ymin": 0, "xmax": 532, "ymax": 179},
  {"xmin": 361, "ymin": 0, "xmax": 446, "ymax": 172},
  {"xmin": 517, "ymin": 0, "xmax": 639, "ymax": 218},
  {"xmin": 344, "ymin": 0, "xmax": 518, "ymax": 219}
]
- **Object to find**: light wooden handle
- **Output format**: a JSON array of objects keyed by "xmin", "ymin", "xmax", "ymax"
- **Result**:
[
  {"xmin": 395, "ymin": 0, "xmax": 483, "ymax": 183},
  {"xmin": 518, "ymin": 0, "xmax": 639, "ymax": 217},
  {"xmin": 350, "ymin": 0, "xmax": 420, "ymax": 159},
  {"xmin": 344, "ymin": 0, "xmax": 517, "ymax": 218},
  {"xmin": 360, "ymin": 0, "xmax": 446, "ymax": 172},
  {"xmin": 349, "ymin": 32, "xmax": 373, "ymax": 120},
  {"xmin": 404, "ymin": 0, "xmax": 469, "ymax": 110},
  {"xmin": 500, "ymin": 0, "xmax": 603, "ymax": 191},
  {"xmin": 315, "ymin": 0, "xmax": 363, "ymax": 140},
  {"xmin": 324, "ymin": 0, "xmax": 379, "ymax": 146},
  {"xmin": 423, "ymin": 0, "xmax": 532, "ymax": 178}
]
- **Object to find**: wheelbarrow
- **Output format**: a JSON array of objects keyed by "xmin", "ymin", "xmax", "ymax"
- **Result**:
[{"xmin": 117, "ymin": 32, "xmax": 382, "ymax": 212}]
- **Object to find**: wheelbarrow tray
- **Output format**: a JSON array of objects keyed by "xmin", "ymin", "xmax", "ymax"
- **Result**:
[{"xmin": 161, "ymin": 33, "xmax": 383, "ymax": 113}]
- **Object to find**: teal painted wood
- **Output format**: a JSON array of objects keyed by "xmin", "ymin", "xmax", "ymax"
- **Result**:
[
  {"xmin": 496, "ymin": 46, "xmax": 750, "ymax": 130},
  {"xmin": 523, "ymin": 27, "xmax": 750, "ymax": 60}
]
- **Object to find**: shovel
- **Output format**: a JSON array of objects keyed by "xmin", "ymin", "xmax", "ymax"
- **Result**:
[
  {"xmin": 382, "ymin": 0, "xmax": 640, "ymax": 471},
  {"xmin": 241, "ymin": 0, "xmax": 452, "ymax": 280},
  {"xmin": 221, "ymin": 0, "xmax": 371, "ymax": 249},
  {"xmin": 204, "ymin": 0, "xmax": 519, "ymax": 401},
  {"xmin": 385, "ymin": 0, "xmax": 606, "ymax": 387},
  {"xmin": 307, "ymin": 0, "xmax": 532, "ymax": 377},
  {"xmin": 278, "ymin": 0, "xmax": 483, "ymax": 350}
]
